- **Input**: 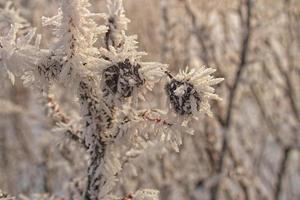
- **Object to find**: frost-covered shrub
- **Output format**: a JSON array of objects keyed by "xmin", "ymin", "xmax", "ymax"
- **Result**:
[{"xmin": 0, "ymin": 0, "xmax": 223, "ymax": 200}]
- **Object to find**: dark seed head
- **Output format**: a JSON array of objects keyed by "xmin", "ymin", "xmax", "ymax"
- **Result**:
[
  {"xmin": 102, "ymin": 59, "xmax": 144, "ymax": 101},
  {"xmin": 166, "ymin": 79, "xmax": 200, "ymax": 115}
]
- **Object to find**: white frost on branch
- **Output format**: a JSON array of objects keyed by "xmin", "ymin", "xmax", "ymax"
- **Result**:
[
  {"xmin": 0, "ymin": 1, "xmax": 224, "ymax": 200},
  {"xmin": 0, "ymin": 23, "xmax": 39, "ymax": 85},
  {"xmin": 41, "ymin": 0, "xmax": 107, "ymax": 89},
  {"xmin": 0, "ymin": 1, "xmax": 29, "ymax": 36},
  {"xmin": 105, "ymin": 0, "xmax": 130, "ymax": 49}
]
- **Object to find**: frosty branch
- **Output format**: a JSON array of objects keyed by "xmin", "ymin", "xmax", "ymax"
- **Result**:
[{"xmin": 0, "ymin": 0, "xmax": 223, "ymax": 199}]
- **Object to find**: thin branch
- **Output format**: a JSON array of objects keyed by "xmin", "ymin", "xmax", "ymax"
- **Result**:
[
  {"xmin": 275, "ymin": 147, "xmax": 292, "ymax": 200},
  {"xmin": 224, "ymin": 0, "xmax": 253, "ymax": 127},
  {"xmin": 249, "ymin": 84, "xmax": 282, "ymax": 145},
  {"xmin": 160, "ymin": 0, "xmax": 171, "ymax": 62},
  {"xmin": 46, "ymin": 95, "xmax": 85, "ymax": 147},
  {"xmin": 139, "ymin": 110, "xmax": 173, "ymax": 127},
  {"xmin": 183, "ymin": 0, "xmax": 210, "ymax": 66},
  {"xmin": 268, "ymin": 45, "xmax": 300, "ymax": 122}
]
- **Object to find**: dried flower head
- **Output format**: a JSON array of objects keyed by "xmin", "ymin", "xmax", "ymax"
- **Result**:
[
  {"xmin": 166, "ymin": 67, "xmax": 223, "ymax": 117},
  {"xmin": 166, "ymin": 79, "xmax": 200, "ymax": 115},
  {"xmin": 102, "ymin": 58, "xmax": 144, "ymax": 103},
  {"xmin": 98, "ymin": 44, "xmax": 167, "ymax": 108}
]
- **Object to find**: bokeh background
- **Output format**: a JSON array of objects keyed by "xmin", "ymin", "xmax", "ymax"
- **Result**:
[{"xmin": 0, "ymin": 0, "xmax": 299, "ymax": 199}]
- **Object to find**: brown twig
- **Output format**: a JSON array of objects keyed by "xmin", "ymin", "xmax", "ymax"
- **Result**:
[
  {"xmin": 274, "ymin": 147, "xmax": 291, "ymax": 200},
  {"xmin": 140, "ymin": 111, "xmax": 173, "ymax": 127}
]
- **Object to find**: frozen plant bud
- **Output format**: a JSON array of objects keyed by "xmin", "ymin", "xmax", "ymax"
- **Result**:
[
  {"xmin": 166, "ymin": 67, "xmax": 224, "ymax": 117},
  {"xmin": 102, "ymin": 58, "xmax": 144, "ymax": 102},
  {"xmin": 166, "ymin": 79, "xmax": 200, "ymax": 115}
]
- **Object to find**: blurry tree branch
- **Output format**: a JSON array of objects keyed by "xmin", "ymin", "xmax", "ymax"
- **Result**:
[
  {"xmin": 211, "ymin": 0, "xmax": 254, "ymax": 199},
  {"xmin": 275, "ymin": 146, "xmax": 291, "ymax": 200}
]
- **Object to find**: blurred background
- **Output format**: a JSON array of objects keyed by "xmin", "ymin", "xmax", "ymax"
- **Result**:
[{"xmin": 0, "ymin": 0, "xmax": 299, "ymax": 199}]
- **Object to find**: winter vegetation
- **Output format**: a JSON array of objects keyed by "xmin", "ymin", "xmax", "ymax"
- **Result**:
[{"xmin": 0, "ymin": 0, "xmax": 299, "ymax": 200}]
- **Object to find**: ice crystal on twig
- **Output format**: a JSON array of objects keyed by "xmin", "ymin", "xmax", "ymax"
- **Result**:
[
  {"xmin": 41, "ymin": 0, "xmax": 107, "ymax": 88},
  {"xmin": 37, "ymin": 54, "xmax": 64, "ymax": 83},
  {"xmin": 105, "ymin": 0, "xmax": 130, "ymax": 49},
  {"xmin": 0, "ymin": 1, "xmax": 29, "ymax": 36},
  {"xmin": 0, "ymin": 23, "xmax": 39, "ymax": 85}
]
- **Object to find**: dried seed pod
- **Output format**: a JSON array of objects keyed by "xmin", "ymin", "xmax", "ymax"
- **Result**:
[
  {"xmin": 165, "ymin": 67, "xmax": 223, "ymax": 117},
  {"xmin": 102, "ymin": 58, "xmax": 144, "ymax": 102},
  {"xmin": 166, "ymin": 79, "xmax": 200, "ymax": 115}
]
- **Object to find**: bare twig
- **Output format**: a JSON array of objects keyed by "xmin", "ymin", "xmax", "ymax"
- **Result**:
[{"xmin": 275, "ymin": 147, "xmax": 291, "ymax": 200}]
